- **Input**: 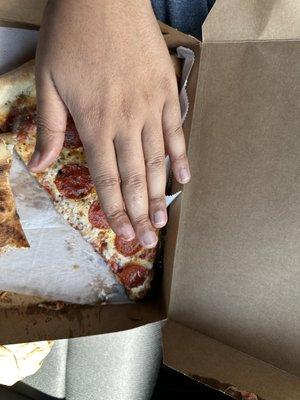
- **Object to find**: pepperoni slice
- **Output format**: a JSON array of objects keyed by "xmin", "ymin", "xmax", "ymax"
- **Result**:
[
  {"xmin": 88, "ymin": 200, "xmax": 110, "ymax": 229},
  {"xmin": 54, "ymin": 164, "xmax": 94, "ymax": 199},
  {"xmin": 108, "ymin": 260, "xmax": 121, "ymax": 274},
  {"xmin": 115, "ymin": 236, "xmax": 142, "ymax": 257},
  {"xmin": 63, "ymin": 117, "xmax": 83, "ymax": 149},
  {"xmin": 41, "ymin": 182, "xmax": 55, "ymax": 200},
  {"xmin": 139, "ymin": 247, "xmax": 157, "ymax": 261},
  {"xmin": 5, "ymin": 104, "xmax": 36, "ymax": 136},
  {"xmin": 118, "ymin": 264, "xmax": 148, "ymax": 289}
]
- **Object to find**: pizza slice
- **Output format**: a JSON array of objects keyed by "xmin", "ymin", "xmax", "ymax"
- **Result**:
[
  {"xmin": 0, "ymin": 133, "xmax": 29, "ymax": 253},
  {"xmin": 0, "ymin": 58, "xmax": 181, "ymax": 300}
]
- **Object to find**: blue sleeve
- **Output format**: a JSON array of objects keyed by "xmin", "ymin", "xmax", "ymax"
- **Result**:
[{"xmin": 151, "ymin": 0, "xmax": 215, "ymax": 39}]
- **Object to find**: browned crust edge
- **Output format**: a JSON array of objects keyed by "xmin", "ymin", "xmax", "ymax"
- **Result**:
[{"xmin": 0, "ymin": 135, "xmax": 29, "ymax": 253}]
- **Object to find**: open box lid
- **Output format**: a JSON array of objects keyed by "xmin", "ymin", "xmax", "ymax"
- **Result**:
[{"xmin": 164, "ymin": 0, "xmax": 300, "ymax": 399}]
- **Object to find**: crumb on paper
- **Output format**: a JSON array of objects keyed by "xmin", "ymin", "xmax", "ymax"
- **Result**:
[
  {"xmin": 38, "ymin": 301, "xmax": 65, "ymax": 311},
  {"xmin": 89, "ymin": 278, "xmax": 119, "ymax": 304},
  {"xmin": 0, "ymin": 291, "xmax": 11, "ymax": 303},
  {"xmin": 65, "ymin": 237, "xmax": 76, "ymax": 253},
  {"xmin": 72, "ymin": 264, "xmax": 80, "ymax": 270}
]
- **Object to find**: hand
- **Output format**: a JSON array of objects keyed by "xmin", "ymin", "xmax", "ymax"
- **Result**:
[{"xmin": 29, "ymin": 0, "xmax": 191, "ymax": 248}]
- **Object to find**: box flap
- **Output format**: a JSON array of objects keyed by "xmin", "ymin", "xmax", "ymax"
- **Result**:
[
  {"xmin": 0, "ymin": 293, "xmax": 165, "ymax": 344},
  {"xmin": 0, "ymin": 0, "xmax": 46, "ymax": 28},
  {"xmin": 204, "ymin": 0, "xmax": 300, "ymax": 42},
  {"xmin": 167, "ymin": 0, "xmax": 300, "ymax": 380},
  {"xmin": 163, "ymin": 320, "xmax": 300, "ymax": 400}
]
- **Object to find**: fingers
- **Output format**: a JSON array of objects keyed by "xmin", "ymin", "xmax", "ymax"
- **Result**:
[
  {"xmin": 115, "ymin": 132, "xmax": 158, "ymax": 248},
  {"xmin": 28, "ymin": 76, "xmax": 67, "ymax": 172},
  {"xmin": 162, "ymin": 84, "xmax": 191, "ymax": 184},
  {"xmin": 82, "ymin": 136, "xmax": 135, "ymax": 242},
  {"xmin": 142, "ymin": 117, "xmax": 167, "ymax": 229}
]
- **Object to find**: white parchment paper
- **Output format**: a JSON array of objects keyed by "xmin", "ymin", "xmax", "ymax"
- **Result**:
[{"xmin": 0, "ymin": 156, "xmax": 126, "ymax": 304}]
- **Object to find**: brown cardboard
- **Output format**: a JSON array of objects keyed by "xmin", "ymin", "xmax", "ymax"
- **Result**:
[
  {"xmin": 168, "ymin": 35, "xmax": 300, "ymax": 375},
  {"xmin": 0, "ymin": 0, "xmax": 46, "ymax": 28},
  {"xmin": 0, "ymin": 1, "xmax": 299, "ymax": 399},
  {"xmin": 203, "ymin": 0, "xmax": 300, "ymax": 41},
  {"xmin": 164, "ymin": 321, "xmax": 300, "ymax": 400},
  {"xmin": 163, "ymin": 0, "xmax": 300, "ymax": 397},
  {"xmin": 0, "ymin": 293, "xmax": 164, "ymax": 345}
]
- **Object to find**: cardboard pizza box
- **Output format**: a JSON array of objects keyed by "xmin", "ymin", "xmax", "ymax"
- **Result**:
[{"xmin": 0, "ymin": 1, "xmax": 299, "ymax": 399}]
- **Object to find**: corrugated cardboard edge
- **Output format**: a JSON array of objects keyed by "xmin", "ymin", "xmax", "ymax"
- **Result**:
[
  {"xmin": 159, "ymin": 22, "xmax": 201, "ymax": 313},
  {"xmin": 163, "ymin": 321, "xmax": 300, "ymax": 400}
]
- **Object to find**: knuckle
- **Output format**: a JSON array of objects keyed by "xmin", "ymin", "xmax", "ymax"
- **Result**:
[
  {"xmin": 122, "ymin": 173, "xmax": 146, "ymax": 191},
  {"xmin": 164, "ymin": 125, "xmax": 183, "ymax": 140},
  {"xmin": 133, "ymin": 213, "xmax": 151, "ymax": 227},
  {"xmin": 36, "ymin": 125, "xmax": 63, "ymax": 141},
  {"xmin": 173, "ymin": 152, "xmax": 187, "ymax": 163},
  {"xmin": 93, "ymin": 173, "xmax": 119, "ymax": 190},
  {"xmin": 145, "ymin": 153, "xmax": 165, "ymax": 170},
  {"xmin": 115, "ymin": 137, "xmax": 135, "ymax": 156},
  {"xmin": 105, "ymin": 208, "xmax": 126, "ymax": 222},
  {"xmin": 78, "ymin": 102, "xmax": 106, "ymax": 130},
  {"xmin": 158, "ymin": 73, "xmax": 173, "ymax": 92},
  {"xmin": 149, "ymin": 195, "xmax": 165, "ymax": 205},
  {"xmin": 142, "ymin": 89, "xmax": 154, "ymax": 106},
  {"xmin": 119, "ymin": 98, "xmax": 137, "ymax": 124}
]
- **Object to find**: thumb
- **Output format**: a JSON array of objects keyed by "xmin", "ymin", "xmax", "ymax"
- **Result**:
[{"xmin": 28, "ymin": 76, "xmax": 67, "ymax": 172}]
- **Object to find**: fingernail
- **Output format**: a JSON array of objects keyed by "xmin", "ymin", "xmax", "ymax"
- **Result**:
[
  {"xmin": 153, "ymin": 211, "xmax": 167, "ymax": 227},
  {"xmin": 28, "ymin": 151, "xmax": 41, "ymax": 170},
  {"xmin": 179, "ymin": 167, "xmax": 191, "ymax": 183},
  {"xmin": 120, "ymin": 224, "xmax": 135, "ymax": 241},
  {"xmin": 141, "ymin": 231, "xmax": 157, "ymax": 248}
]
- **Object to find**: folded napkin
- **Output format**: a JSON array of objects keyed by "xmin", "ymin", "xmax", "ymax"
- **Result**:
[{"xmin": 0, "ymin": 341, "xmax": 53, "ymax": 386}]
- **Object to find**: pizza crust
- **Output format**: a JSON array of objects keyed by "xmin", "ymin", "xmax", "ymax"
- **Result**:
[
  {"xmin": 0, "ymin": 341, "xmax": 53, "ymax": 386},
  {"xmin": 0, "ymin": 60, "xmax": 35, "ymax": 127},
  {"xmin": 0, "ymin": 134, "xmax": 29, "ymax": 253}
]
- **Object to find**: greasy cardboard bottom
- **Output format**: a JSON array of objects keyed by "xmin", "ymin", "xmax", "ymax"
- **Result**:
[{"xmin": 0, "ymin": 293, "xmax": 165, "ymax": 345}]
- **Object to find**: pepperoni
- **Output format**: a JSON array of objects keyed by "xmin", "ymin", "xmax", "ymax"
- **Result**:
[
  {"xmin": 41, "ymin": 182, "xmax": 55, "ymax": 199},
  {"xmin": 88, "ymin": 200, "xmax": 110, "ymax": 229},
  {"xmin": 109, "ymin": 260, "xmax": 121, "ymax": 274},
  {"xmin": 17, "ymin": 131, "xmax": 28, "ymax": 142},
  {"xmin": 54, "ymin": 164, "xmax": 94, "ymax": 199},
  {"xmin": 115, "ymin": 236, "xmax": 142, "ymax": 257},
  {"xmin": 5, "ymin": 104, "xmax": 36, "ymax": 136},
  {"xmin": 63, "ymin": 116, "xmax": 82, "ymax": 149},
  {"xmin": 139, "ymin": 247, "xmax": 157, "ymax": 261},
  {"xmin": 118, "ymin": 264, "xmax": 148, "ymax": 289}
]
